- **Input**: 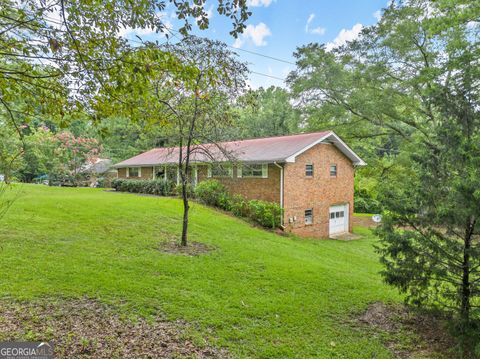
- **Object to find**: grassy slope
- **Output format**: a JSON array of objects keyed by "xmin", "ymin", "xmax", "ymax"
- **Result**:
[{"xmin": 0, "ymin": 185, "xmax": 401, "ymax": 358}]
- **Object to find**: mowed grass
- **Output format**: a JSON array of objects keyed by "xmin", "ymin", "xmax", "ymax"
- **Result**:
[{"xmin": 0, "ymin": 185, "xmax": 402, "ymax": 358}]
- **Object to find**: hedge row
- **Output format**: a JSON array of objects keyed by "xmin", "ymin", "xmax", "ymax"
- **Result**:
[
  {"xmin": 112, "ymin": 178, "xmax": 283, "ymax": 230},
  {"xmin": 112, "ymin": 178, "xmax": 176, "ymax": 196},
  {"xmin": 195, "ymin": 180, "xmax": 283, "ymax": 229}
]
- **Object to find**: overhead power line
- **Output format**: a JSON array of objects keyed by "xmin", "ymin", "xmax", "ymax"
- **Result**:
[
  {"xmin": 251, "ymin": 71, "xmax": 286, "ymax": 82},
  {"xmin": 228, "ymin": 46, "xmax": 295, "ymax": 65}
]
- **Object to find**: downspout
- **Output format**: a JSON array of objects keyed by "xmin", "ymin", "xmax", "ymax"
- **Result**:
[{"xmin": 273, "ymin": 162, "xmax": 285, "ymax": 230}]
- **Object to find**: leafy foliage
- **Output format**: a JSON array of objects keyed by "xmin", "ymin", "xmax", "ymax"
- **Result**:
[
  {"xmin": 289, "ymin": 0, "xmax": 480, "ymax": 343},
  {"xmin": 194, "ymin": 179, "xmax": 230, "ymax": 209},
  {"xmin": 231, "ymin": 86, "xmax": 301, "ymax": 139},
  {"xmin": 112, "ymin": 178, "xmax": 175, "ymax": 196},
  {"xmin": 195, "ymin": 179, "xmax": 283, "ymax": 229}
]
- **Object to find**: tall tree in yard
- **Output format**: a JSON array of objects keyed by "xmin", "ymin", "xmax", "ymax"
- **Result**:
[
  {"xmin": 0, "ymin": 0, "xmax": 250, "ymax": 164},
  {"xmin": 288, "ymin": 0, "xmax": 480, "ymax": 341},
  {"xmin": 102, "ymin": 37, "xmax": 248, "ymax": 246}
]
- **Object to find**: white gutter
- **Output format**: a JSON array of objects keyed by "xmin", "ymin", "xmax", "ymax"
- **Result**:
[{"xmin": 273, "ymin": 162, "xmax": 285, "ymax": 229}]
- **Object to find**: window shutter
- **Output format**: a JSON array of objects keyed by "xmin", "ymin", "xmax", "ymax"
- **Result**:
[
  {"xmin": 237, "ymin": 165, "xmax": 242, "ymax": 178},
  {"xmin": 126, "ymin": 168, "xmax": 130, "ymax": 178},
  {"xmin": 229, "ymin": 165, "xmax": 234, "ymax": 177},
  {"xmin": 262, "ymin": 164, "xmax": 268, "ymax": 178},
  {"xmin": 138, "ymin": 167, "xmax": 142, "ymax": 177},
  {"xmin": 207, "ymin": 165, "xmax": 212, "ymax": 178}
]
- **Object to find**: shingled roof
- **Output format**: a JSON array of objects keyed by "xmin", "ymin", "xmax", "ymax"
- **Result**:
[{"xmin": 113, "ymin": 131, "xmax": 366, "ymax": 168}]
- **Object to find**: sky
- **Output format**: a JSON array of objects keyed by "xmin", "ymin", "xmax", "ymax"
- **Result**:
[{"xmin": 121, "ymin": 0, "xmax": 390, "ymax": 89}]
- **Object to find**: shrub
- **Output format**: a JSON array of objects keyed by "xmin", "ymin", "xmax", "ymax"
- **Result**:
[
  {"xmin": 111, "ymin": 178, "xmax": 175, "ymax": 196},
  {"xmin": 230, "ymin": 194, "xmax": 250, "ymax": 218},
  {"xmin": 174, "ymin": 183, "xmax": 195, "ymax": 198},
  {"xmin": 247, "ymin": 199, "xmax": 283, "ymax": 229},
  {"xmin": 354, "ymin": 187, "xmax": 381, "ymax": 213},
  {"xmin": 194, "ymin": 180, "xmax": 229, "ymax": 208}
]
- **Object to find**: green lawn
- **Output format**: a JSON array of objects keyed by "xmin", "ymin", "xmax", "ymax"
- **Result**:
[{"xmin": 0, "ymin": 184, "xmax": 402, "ymax": 358}]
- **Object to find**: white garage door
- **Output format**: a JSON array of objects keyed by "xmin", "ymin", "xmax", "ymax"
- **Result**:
[{"xmin": 329, "ymin": 204, "xmax": 349, "ymax": 236}]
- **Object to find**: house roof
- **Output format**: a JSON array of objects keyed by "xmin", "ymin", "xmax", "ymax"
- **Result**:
[{"xmin": 113, "ymin": 131, "xmax": 366, "ymax": 168}]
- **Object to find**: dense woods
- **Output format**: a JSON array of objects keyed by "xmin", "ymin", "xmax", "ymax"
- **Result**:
[{"xmin": 1, "ymin": 0, "xmax": 479, "ymax": 353}]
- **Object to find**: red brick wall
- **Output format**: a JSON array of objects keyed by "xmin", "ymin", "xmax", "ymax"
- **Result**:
[
  {"xmin": 196, "ymin": 165, "xmax": 280, "ymax": 203},
  {"xmin": 117, "ymin": 167, "xmax": 154, "ymax": 180},
  {"xmin": 283, "ymin": 143, "xmax": 354, "ymax": 238}
]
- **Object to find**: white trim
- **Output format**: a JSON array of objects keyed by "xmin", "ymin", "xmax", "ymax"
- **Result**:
[
  {"xmin": 193, "ymin": 166, "xmax": 198, "ymax": 186},
  {"xmin": 126, "ymin": 167, "xmax": 129, "ymax": 178},
  {"xmin": 262, "ymin": 164, "xmax": 268, "ymax": 178},
  {"xmin": 285, "ymin": 132, "xmax": 366, "ymax": 166},
  {"xmin": 273, "ymin": 162, "xmax": 284, "ymax": 226},
  {"xmin": 138, "ymin": 167, "xmax": 142, "ymax": 177}
]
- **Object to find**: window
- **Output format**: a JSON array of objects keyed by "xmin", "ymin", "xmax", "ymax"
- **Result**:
[
  {"xmin": 238, "ymin": 164, "xmax": 268, "ymax": 178},
  {"xmin": 305, "ymin": 164, "xmax": 314, "ymax": 177},
  {"xmin": 128, "ymin": 167, "xmax": 139, "ymax": 177},
  {"xmin": 304, "ymin": 209, "xmax": 313, "ymax": 225},
  {"xmin": 208, "ymin": 164, "xmax": 233, "ymax": 178},
  {"xmin": 330, "ymin": 164, "xmax": 337, "ymax": 177},
  {"xmin": 330, "ymin": 211, "xmax": 345, "ymax": 219}
]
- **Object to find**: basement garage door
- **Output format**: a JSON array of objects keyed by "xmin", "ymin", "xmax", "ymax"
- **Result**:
[{"xmin": 329, "ymin": 204, "xmax": 349, "ymax": 236}]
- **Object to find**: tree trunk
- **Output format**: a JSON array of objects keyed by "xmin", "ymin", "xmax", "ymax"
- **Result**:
[
  {"xmin": 460, "ymin": 218, "xmax": 473, "ymax": 325},
  {"xmin": 180, "ymin": 181, "xmax": 189, "ymax": 247},
  {"xmin": 3, "ymin": 170, "xmax": 10, "ymax": 184}
]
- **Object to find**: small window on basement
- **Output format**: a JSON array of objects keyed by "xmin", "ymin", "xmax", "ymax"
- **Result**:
[
  {"xmin": 304, "ymin": 209, "xmax": 313, "ymax": 225},
  {"xmin": 128, "ymin": 167, "xmax": 139, "ymax": 177},
  {"xmin": 305, "ymin": 164, "xmax": 314, "ymax": 177},
  {"xmin": 330, "ymin": 164, "xmax": 337, "ymax": 177}
]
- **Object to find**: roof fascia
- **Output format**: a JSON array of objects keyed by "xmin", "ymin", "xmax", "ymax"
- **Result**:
[{"xmin": 285, "ymin": 131, "xmax": 367, "ymax": 166}]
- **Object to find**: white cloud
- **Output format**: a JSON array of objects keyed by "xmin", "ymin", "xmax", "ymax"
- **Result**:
[
  {"xmin": 305, "ymin": 13, "xmax": 326, "ymax": 35},
  {"xmin": 373, "ymin": 10, "xmax": 382, "ymax": 21},
  {"xmin": 325, "ymin": 23, "xmax": 363, "ymax": 51},
  {"xmin": 247, "ymin": 0, "xmax": 274, "ymax": 7},
  {"xmin": 233, "ymin": 22, "xmax": 272, "ymax": 48},
  {"xmin": 205, "ymin": 5, "xmax": 214, "ymax": 19}
]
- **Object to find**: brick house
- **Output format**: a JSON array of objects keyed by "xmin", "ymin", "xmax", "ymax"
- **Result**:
[{"xmin": 113, "ymin": 131, "xmax": 366, "ymax": 238}]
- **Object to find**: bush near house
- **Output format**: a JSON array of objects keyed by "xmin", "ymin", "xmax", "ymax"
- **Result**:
[
  {"xmin": 194, "ymin": 180, "xmax": 231, "ymax": 210},
  {"xmin": 112, "ymin": 178, "xmax": 175, "ymax": 196},
  {"xmin": 112, "ymin": 178, "xmax": 283, "ymax": 230},
  {"xmin": 195, "ymin": 180, "xmax": 283, "ymax": 229}
]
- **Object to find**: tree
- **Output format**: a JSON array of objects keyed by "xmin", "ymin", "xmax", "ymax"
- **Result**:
[
  {"xmin": 1, "ymin": 0, "xmax": 251, "ymax": 160},
  {"xmin": 288, "ymin": 0, "xmax": 480, "ymax": 334},
  {"xmin": 0, "ymin": 119, "xmax": 24, "ymax": 183},
  {"xmin": 102, "ymin": 36, "xmax": 248, "ymax": 246},
  {"xmin": 232, "ymin": 86, "xmax": 300, "ymax": 139}
]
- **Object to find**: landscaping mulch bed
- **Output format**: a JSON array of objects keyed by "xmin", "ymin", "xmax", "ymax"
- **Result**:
[
  {"xmin": 0, "ymin": 298, "xmax": 227, "ymax": 358},
  {"xmin": 159, "ymin": 240, "xmax": 214, "ymax": 256},
  {"xmin": 358, "ymin": 302, "xmax": 455, "ymax": 358}
]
